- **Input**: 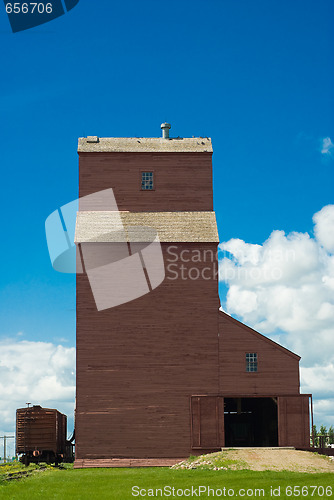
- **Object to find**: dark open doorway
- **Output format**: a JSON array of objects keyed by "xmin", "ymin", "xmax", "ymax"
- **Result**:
[{"xmin": 224, "ymin": 397, "xmax": 278, "ymax": 447}]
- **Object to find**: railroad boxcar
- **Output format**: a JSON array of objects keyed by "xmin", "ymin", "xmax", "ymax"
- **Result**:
[{"xmin": 16, "ymin": 405, "xmax": 73, "ymax": 465}]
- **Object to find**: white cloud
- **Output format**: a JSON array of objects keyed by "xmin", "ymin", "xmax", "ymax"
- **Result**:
[
  {"xmin": 321, "ymin": 137, "xmax": 334, "ymax": 156},
  {"xmin": 0, "ymin": 340, "xmax": 75, "ymax": 441},
  {"xmin": 312, "ymin": 398, "xmax": 334, "ymax": 427},
  {"xmin": 301, "ymin": 364, "xmax": 334, "ymax": 399},
  {"xmin": 219, "ymin": 205, "xmax": 334, "ymax": 427},
  {"xmin": 313, "ymin": 205, "xmax": 334, "ymax": 253}
]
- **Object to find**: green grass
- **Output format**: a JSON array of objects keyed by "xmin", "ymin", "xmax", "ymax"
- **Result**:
[
  {"xmin": 0, "ymin": 464, "xmax": 333, "ymax": 499},
  {"xmin": 0, "ymin": 461, "xmax": 41, "ymax": 479}
]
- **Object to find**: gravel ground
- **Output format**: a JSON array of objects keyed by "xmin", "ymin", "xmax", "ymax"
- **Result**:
[
  {"xmin": 172, "ymin": 449, "xmax": 334, "ymax": 473},
  {"xmin": 219, "ymin": 449, "xmax": 334, "ymax": 473}
]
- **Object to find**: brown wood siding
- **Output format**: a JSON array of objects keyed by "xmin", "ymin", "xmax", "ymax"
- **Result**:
[
  {"xmin": 78, "ymin": 152, "xmax": 213, "ymax": 212},
  {"xmin": 76, "ymin": 243, "xmax": 220, "ymax": 459},
  {"xmin": 190, "ymin": 396, "xmax": 224, "ymax": 449},
  {"xmin": 16, "ymin": 407, "xmax": 67, "ymax": 455},
  {"xmin": 76, "ymin": 146, "xmax": 310, "ymax": 461},
  {"xmin": 278, "ymin": 395, "xmax": 310, "ymax": 447},
  {"xmin": 218, "ymin": 313, "xmax": 300, "ymax": 395}
]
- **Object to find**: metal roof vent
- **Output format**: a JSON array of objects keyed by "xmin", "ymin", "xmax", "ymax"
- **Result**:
[{"xmin": 161, "ymin": 122, "xmax": 171, "ymax": 139}]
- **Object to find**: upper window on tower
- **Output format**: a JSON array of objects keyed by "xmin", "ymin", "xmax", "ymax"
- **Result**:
[{"xmin": 141, "ymin": 171, "xmax": 154, "ymax": 190}]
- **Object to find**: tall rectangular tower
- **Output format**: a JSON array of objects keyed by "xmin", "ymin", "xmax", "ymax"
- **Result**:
[
  {"xmin": 75, "ymin": 125, "xmax": 311, "ymax": 466},
  {"xmin": 75, "ymin": 126, "xmax": 220, "ymax": 465}
]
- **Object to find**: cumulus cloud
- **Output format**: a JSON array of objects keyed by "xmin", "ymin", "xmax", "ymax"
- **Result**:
[
  {"xmin": 219, "ymin": 205, "xmax": 334, "ymax": 427},
  {"xmin": 313, "ymin": 205, "xmax": 334, "ymax": 254},
  {"xmin": 0, "ymin": 340, "xmax": 75, "ymax": 446},
  {"xmin": 321, "ymin": 137, "xmax": 334, "ymax": 157}
]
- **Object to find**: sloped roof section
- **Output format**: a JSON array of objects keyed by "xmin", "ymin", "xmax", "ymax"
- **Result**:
[
  {"xmin": 75, "ymin": 211, "xmax": 219, "ymax": 243},
  {"xmin": 78, "ymin": 137, "xmax": 213, "ymax": 153}
]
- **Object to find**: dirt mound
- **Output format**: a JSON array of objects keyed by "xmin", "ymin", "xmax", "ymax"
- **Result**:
[{"xmin": 172, "ymin": 448, "xmax": 334, "ymax": 473}]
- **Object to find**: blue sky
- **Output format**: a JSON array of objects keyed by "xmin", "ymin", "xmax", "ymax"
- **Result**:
[{"xmin": 0, "ymin": 0, "xmax": 333, "ymax": 446}]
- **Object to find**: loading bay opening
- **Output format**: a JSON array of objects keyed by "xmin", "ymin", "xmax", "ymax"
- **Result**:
[{"xmin": 224, "ymin": 397, "xmax": 278, "ymax": 447}]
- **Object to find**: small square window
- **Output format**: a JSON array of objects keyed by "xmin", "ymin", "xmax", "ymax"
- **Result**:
[
  {"xmin": 141, "ymin": 171, "xmax": 154, "ymax": 190},
  {"xmin": 246, "ymin": 353, "xmax": 258, "ymax": 372}
]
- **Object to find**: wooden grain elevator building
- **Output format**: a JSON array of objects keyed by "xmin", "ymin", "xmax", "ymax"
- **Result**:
[{"xmin": 74, "ymin": 124, "xmax": 311, "ymax": 467}]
